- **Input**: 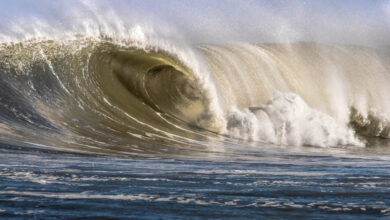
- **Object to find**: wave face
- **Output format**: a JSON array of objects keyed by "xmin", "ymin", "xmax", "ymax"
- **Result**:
[
  {"xmin": 0, "ymin": 33, "xmax": 390, "ymax": 154},
  {"xmin": 202, "ymin": 43, "xmax": 390, "ymax": 146}
]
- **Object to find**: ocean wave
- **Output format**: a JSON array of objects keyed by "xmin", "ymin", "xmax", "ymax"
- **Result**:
[{"xmin": 0, "ymin": 29, "xmax": 389, "ymax": 154}]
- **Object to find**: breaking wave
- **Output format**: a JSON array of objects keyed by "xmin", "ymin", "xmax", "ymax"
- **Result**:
[{"xmin": 1, "ymin": 25, "xmax": 390, "ymax": 155}]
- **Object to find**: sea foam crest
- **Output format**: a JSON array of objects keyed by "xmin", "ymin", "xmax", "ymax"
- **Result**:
[{"xmin": 227, "ymin": 92, "xmax": 364, "ymax": 147}]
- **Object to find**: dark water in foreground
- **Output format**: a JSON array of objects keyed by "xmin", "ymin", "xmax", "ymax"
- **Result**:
[{"xmin": 1, "ymin": 143, "xmax": 389, "ymax": 219}]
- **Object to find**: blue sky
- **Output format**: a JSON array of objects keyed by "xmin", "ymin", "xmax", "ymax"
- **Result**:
[{"xmin": 0, "ymin": 0, "xmax": 389, "ymax": 45}]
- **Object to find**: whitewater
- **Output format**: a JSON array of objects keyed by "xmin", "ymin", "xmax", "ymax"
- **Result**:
[
  {"xmin": 1, "ymin": 35, "xmax": 390, "ymax": 152},
  {"xmin": 0, "ymin": 0, "xmax": 390, "ymax": 219}
]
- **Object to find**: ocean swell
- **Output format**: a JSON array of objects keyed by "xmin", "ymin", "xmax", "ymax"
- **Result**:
[{"xmin": 0, "ymin": 33, "xmax": 389, "ymax": 154}]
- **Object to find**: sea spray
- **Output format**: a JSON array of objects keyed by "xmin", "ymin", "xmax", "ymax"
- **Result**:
[{"xmin": 227, "ymin": 92, "xmax": 364, "ymax": 147}]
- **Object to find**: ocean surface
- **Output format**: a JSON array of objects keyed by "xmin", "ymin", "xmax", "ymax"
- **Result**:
[
  {"xmin": 1, "ymin": 142, "xmax": 390, "ymax": 219},
  {"xmin": 1, "ymin": 1, "xmax": 390, "ymax": 219}
]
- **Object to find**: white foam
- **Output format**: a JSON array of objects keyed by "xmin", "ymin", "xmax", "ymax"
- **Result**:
[{"xmin": 227, "ymin": 92, "xmax": 364, "ymax": 147}]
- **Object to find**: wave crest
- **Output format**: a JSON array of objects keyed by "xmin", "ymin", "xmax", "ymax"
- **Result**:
[{"xmin": 0, "ymin": 36, "xmax": 390, "ymax": 154}]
